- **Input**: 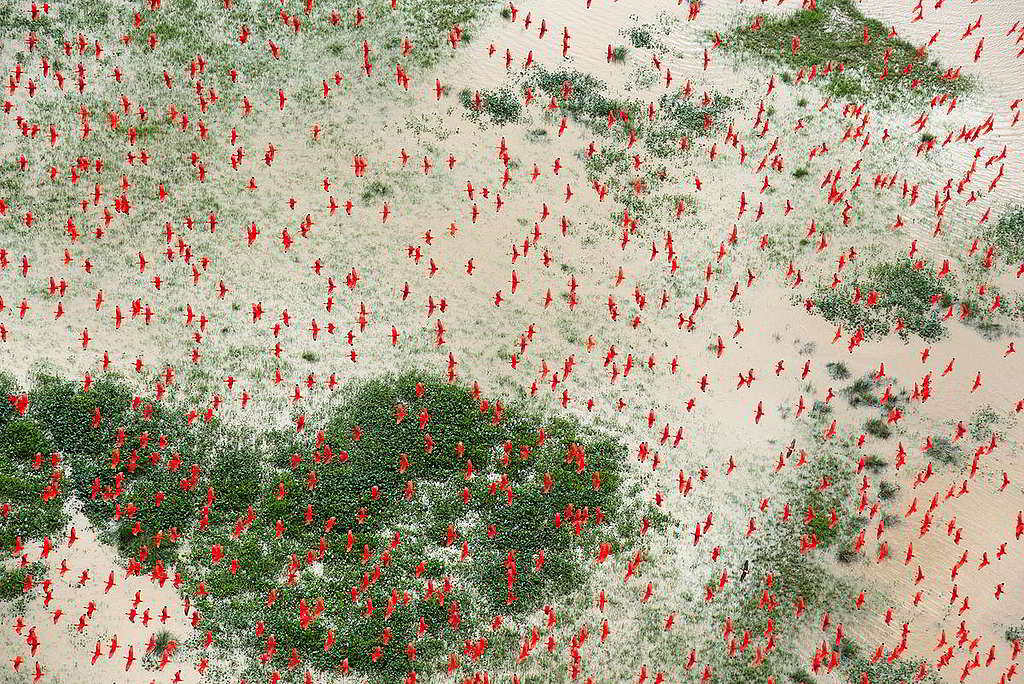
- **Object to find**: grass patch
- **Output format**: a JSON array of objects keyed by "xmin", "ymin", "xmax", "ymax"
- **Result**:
[
  {"xmin": 643, "ymin": 92, "xmax": 733, "ymax": 157},
  {"xmin": 360, "ymin": 180, "xmax": 392, "ymax": 203},
  {"xmin": 529, "ymin": 67, "xmax": 641, "ymax": 134},
  {"xmin": 864, "ymin": 455, "xmax": 887, "ymax": 473},
  {"xmin": 626, "ymin": 26, "xmax": 654, "ymax": 49},
  {"xmin": 864, "ymin": 418, "xmax": 891, "ymax": 440},
  {"xmin": 985, "ymin": 206, "xmax": 1024, "ymax": 263},
  {"xmin": 0, "ymin": 564, "xmax": 45, "ymax": 601},
  {"xmin": 7, "ymin": 371, "xmax": 643, "ymax": 682},
  {"xmin": 928, "ymin": 436, "xmax": 961, "ymax": 465},
  {"xmin": 723, "ymin": 0, "xmax": 973, "ymax": 106},
  {"xmin": 814, "ymin": 260, "xmax": 951, "ymax": 341},
  {"xmin": 459, "ymin": 86, "xmax": 522, "ymax": 124},
  {"xmin": 826, "ymin": 362, "xmax": 850, "ymax": 380}
]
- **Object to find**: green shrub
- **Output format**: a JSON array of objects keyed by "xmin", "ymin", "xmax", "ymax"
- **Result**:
[
  {"xmin": 627, "ymin": 26, "xmax": 653, "ymax": 48},
  {"xmin": 10, "ymin": 371, "xmax": 640, "ymax": 683},
  {"xmin": 460, "ymin": 86, "xmax": 522, "ymax": 124},
  {"xmin": 360, "ymin": 180, "xmax": 391, "ymax": 203},
  {"xmin": 864, "ymin": 418, "xmax": 891, "ymax": 440},
  {"xmin": 987, "ymin": 207, "xmax": 1024, "ymax": 262},
  {"xmin": 529, "ymin": 67, "xmax": 640, "ymax": 133},
  {"xmin": 814, "ymin": 260, "xmax": 950, "ymax": 341},
  {"xmin": 826, "ymin": 362, "xmax": 850, "ymax": 379},
  {"xmin": 929, "ymin": 436, "xmax": 960, "ymax": 465},
  {"xmin": 723, "ymin": 0, "xmax": 973, "ymax": 106},
  {"xmin": 864, "ymin": 455, "xmax": 887, "ymax": 473}
]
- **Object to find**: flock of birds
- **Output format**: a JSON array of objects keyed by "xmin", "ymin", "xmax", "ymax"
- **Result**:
[{"xmin": 2, "ymin": 0, "xmax": 1024, "ymax": 682}]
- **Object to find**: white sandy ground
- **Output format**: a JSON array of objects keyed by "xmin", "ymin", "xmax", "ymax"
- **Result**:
[{"xmin": 1, "ymin": 0, "xmax": 1023, "ymax": 682}]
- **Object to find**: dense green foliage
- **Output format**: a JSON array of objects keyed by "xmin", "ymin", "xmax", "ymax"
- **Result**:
[
  {"xmin": 814, "ymin": 260, "xmax": 951, "ymax": 341},
  {"xmin": 986, "ymin": 206, "xmax": 1024, "ymax": 262},
  {"xmin": 0, "ymin": 370, "xmax": 640, "ymax": 683},
  {"xmin": 181, "ymin": 371, "xmax": 639, "ymax": 681},
  {"xmin": 459, "ymin": 86, "xmax": 523, "ymax": 124},
  {"xmin": 724, "ymin": 0, "xmax": 973, "ymax": 106},
  {"xmin": 0, "ymin": 372, "xmax": 69, "ymax": 552},
  {"xmin": 530, "ymin": 67, "xmax": 642, "ymax": 133}
]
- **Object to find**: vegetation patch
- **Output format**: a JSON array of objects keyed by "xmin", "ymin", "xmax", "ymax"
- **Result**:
[
  {"xmin": 722, "ymin": 0, "xmax": 973, "ymax": 106},
  {"xmin": 928, "ymin": 436, "xmax": 961, "ymax": 465},
  {"xmin": 0, "ymin": 371, "xmax": 643, "ymax": 683},
  {"xmin": 814, "ymin": 260, "xmax": 952, "ymax": 341},
  {"xmin": 643, "ymin": 92, "xmax": 733, "ymax": 157},
  {"xmin": 826, "ymin": 362, "xmax": 850, "ymax": 380},
  {"xmin": 985, "ymin": 206, "xmax": 1024, "ymax": 263},
  {"xmin": 459, "ymin": 86, "xmax": 523, "ymax": 124},
  {"xmin": 529, "ymin": 67, "xmax": 642, "ymax": 134}
]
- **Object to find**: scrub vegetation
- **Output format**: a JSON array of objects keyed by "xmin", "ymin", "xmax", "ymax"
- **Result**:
[
  {"xmin": 0, "ymin": 370, "xmax": 646, "ymax": 682},
  {"xmin": 723, "ymin": 0, "xmax": 973, "ymax": 106}
]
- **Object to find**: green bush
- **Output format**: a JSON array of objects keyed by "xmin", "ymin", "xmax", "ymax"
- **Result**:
[
  {"xmin": 460, "ymin": 86, "xmax": 522, "ymax": 124},
  {"xmin": 929, "ymin": 436, "xmax": 961, "ymax": 465},
  {"xmin": 814, "ymin": 260, "xmax": 950, "ymax": 341},
  {"xmin": 986, "ymin": 206, "xmax": 1024, "ymax": 262},
  {"xmin": 530, "ymin": 67, "xmax": 640, "ymax": 133},
  {"xmin": 8, "ymin": 371, "xmax": 639, "ymax": 683},
  {"xmin": 864, "ymin": 418, "xmax": 891, "ymax": 440},
  {"xmin": 826, "ymin": 362, "xmax": 850, "ymax": 380},
  {"xmin": 626, "ymin": 26, "xmax": 654, "ymax": 48},
  {"xmin": 724, "ymin": 0, "xmax": 973, "ymax": 106}
]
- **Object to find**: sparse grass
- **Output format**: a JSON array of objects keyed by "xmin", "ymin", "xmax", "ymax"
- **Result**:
[
  {"xmin": 809, "ymin": 400, "xmax": 833, "ymax": 422},
  {"xmin": 969, "ymin": 407, "xmax": 999, "ymax": 441},
  {"xmin": 5, "ymin": 371, "xmax": 641, "ymax": 682},
  {"xmin": 826, "ymin": 362, "xmax": 850, "ymax": 379},
  {"xmin": 845, "ymin": 376, "xmax": 876, "ymax": 406},
  {"xmin": 790, "ymin": 670, "xmax": 814, "ymax": 684},
  {"xmin": 845, "ymin": 651, "xmax": 939, "ymax": 684},
  {"xmin": 878, "ymin": 481, "xmax": 898, "ymax": 500},
  {"xmin": 793, "ymin": 167, "xmax": 810, "ymax": 179}
]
